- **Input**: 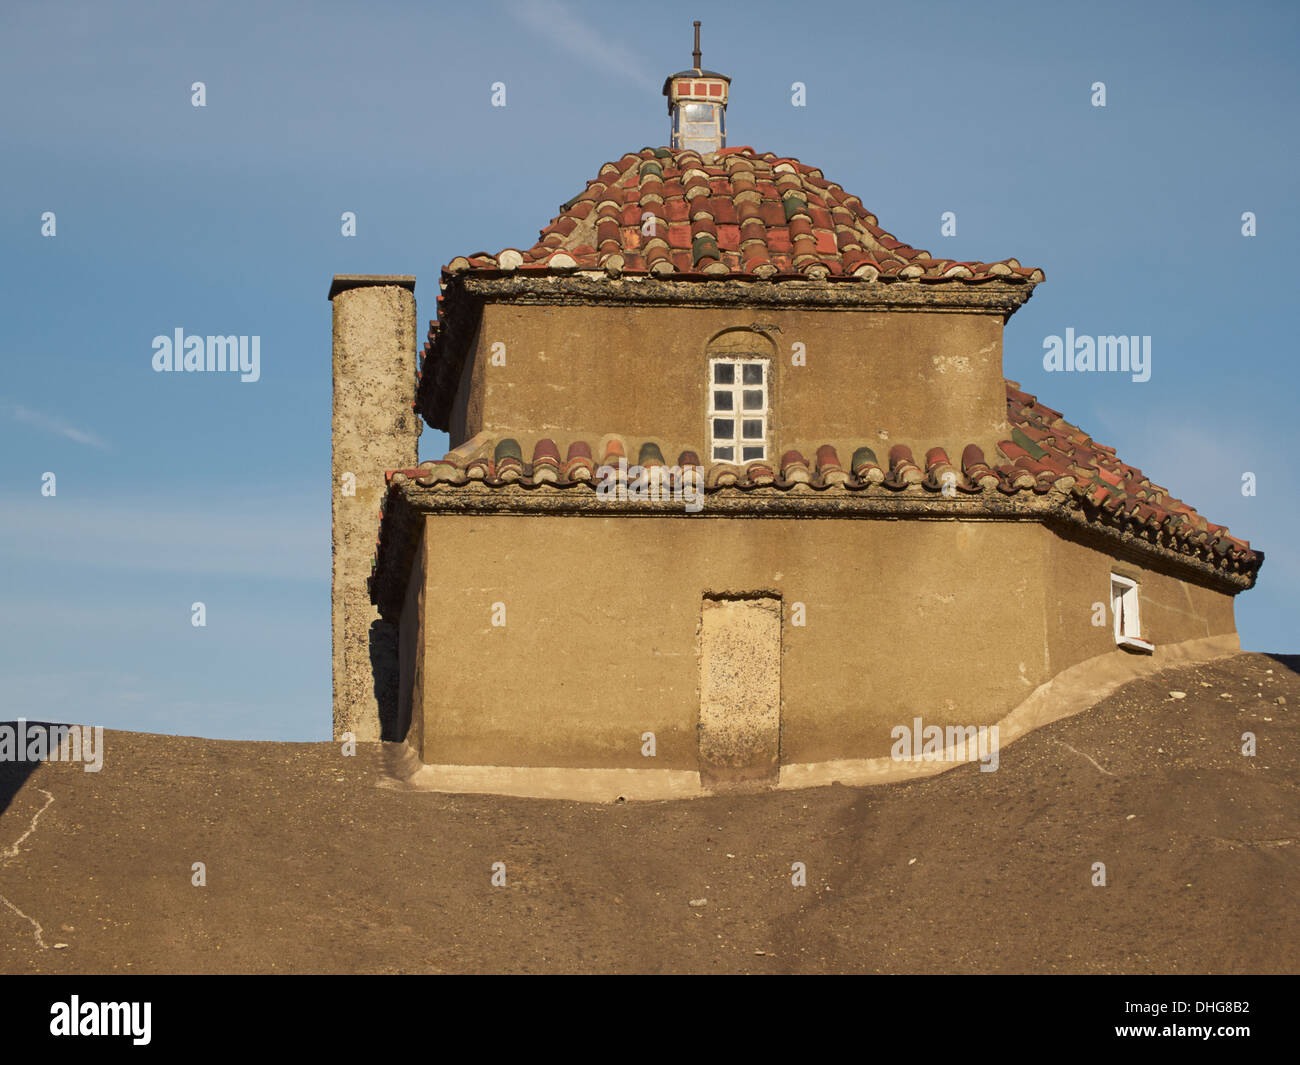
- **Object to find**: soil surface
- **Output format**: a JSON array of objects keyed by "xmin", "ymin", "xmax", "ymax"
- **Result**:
[{"xmin": 2, "ymin": 652, "xmax": 1297, "ymax": 974}]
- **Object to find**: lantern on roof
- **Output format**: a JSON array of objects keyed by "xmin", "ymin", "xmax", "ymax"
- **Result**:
[{"xmin": 662, "ymin": 21, "xmax": 730, "ymax": 154}]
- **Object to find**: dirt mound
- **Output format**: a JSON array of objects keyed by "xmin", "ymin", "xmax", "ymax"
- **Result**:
[{"xmin": 1, "ymin": 652, "xmax": 1296, "ymax": 974}]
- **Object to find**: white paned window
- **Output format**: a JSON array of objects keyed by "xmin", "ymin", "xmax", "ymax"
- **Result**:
[
  {"xmin": 709, "ymin": 358, "xmax": 768, "ymax": 463},
  {"xmin": 1110, "ymin": 574, "xmax": 1153, "ymax": 652}
]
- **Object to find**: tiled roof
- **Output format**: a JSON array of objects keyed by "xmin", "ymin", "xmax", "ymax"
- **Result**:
[
  {"xmin": 443, "ymin": 146, "xmax": 1044, "ymax": 284},
  {"xmin": 1003, "ymin": 383, "xmax": 1257, "ymax": 570},
  {"xmin": 379, "ymin": 382, "xmax": 1260, "ymax": 587}
]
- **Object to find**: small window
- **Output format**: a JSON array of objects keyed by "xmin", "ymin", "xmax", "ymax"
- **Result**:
[
  {"xmin": 1110, "ymin": 574, "xmax": 1153, "ymax": 653},
  {"xmin": 709, "ymin": 357, "xmax": 768, "ymax": 463}
]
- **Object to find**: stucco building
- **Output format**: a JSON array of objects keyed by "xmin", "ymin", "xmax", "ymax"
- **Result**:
[{"xmin": 334, "ymin": 42, "xmax": 1262, "ymax": 799}]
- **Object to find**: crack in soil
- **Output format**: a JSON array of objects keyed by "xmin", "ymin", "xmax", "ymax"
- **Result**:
[
  {"xmin": 0, "ymin": 788, "xmax": 56, "ymax": 950},
  {"xmin": 1052, "ymin": 739, "xmax": 1116, "ymax": 777}
]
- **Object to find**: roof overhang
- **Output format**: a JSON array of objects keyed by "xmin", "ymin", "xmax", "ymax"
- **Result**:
[{"xmin": 370, "ymin": 481, "xmax": 1260, "ymax": 621}]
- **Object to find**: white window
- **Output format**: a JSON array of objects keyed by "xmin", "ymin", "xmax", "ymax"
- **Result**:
[
  {"xmin": 709, "ymin": 358, "xmax": 768, "ymax": 463},
  {"xmin": 1110, "ymin": 574, "xmax": 1153, "ymax": 653}
]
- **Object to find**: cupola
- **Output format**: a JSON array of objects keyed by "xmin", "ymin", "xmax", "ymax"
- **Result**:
[{"xmin": 662, "ymin": 21, "xmax": 730, "ymax": 154}]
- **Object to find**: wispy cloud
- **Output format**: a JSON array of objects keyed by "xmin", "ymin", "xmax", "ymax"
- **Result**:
[
  {"xmin": 507, "ymin": 0, "xmax": 659, "ymax": 90},
  {"xmin": 1, "ymin": 398, "xmax": 109, "ymax": 450}
]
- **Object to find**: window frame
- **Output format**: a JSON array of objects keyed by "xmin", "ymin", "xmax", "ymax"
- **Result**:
[
  {"xmin": 708, "ymin": 356, "xmax": 770, "ymax": 464},
  {"xmin": 675, "ymin": 102, "xmax": 725, "ymax": 151},
  {"xmin": 1110, "ymin": 574, "xmax": 1153, "ymax": 653}
]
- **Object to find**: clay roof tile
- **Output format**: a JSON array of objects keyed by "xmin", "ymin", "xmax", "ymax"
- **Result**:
[{"xmin": 438, "ymin": 148, "xmax": 1039, "ymax": 286}]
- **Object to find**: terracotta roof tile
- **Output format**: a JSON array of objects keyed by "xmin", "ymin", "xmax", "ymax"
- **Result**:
[
  {"xmin": 437, "ymin": 147, "xmax": 1042, "ymax": 285},
  {"xmin": 381, "ymin": 382, "xmax": 1260, "ymax": 588}
]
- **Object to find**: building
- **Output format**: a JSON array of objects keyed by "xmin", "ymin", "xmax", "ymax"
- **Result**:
[{"xmin": 333, "ymin": 34, "xmax": 1262, "ymax": 800}]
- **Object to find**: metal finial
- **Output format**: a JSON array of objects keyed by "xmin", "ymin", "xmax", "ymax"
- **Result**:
[{"xmin": 692, "ymin": 21, "xmax": 702, "ymax": 69}]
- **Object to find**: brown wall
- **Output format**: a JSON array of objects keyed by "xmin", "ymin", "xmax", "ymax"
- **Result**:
[
  {"xmin": 1043, "ymin": 531, "xmax": 1237, "ymax": 678},
  {"xmin": 397, "ymin": 534, "xmax": 428, "ymax": 755},
  {"xmin": 400, "ymin": 513, "xmax": 1236, "ymax": 771},
  {"xmin": 447, "ymin": 316, "xmax": 484, "ymax": 450},
  {"xmin": 449, "ymin": 303, "xmax": 1010, "ymax": 459}
]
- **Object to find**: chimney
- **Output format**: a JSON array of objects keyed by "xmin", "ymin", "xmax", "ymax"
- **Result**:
[
  {"xmin": 662, "ymin": 21, "xmax": 731, "ymax": 154},
  {"xmin": 328, "ymin": 275, "xmax": 419, "ymax": 742}
]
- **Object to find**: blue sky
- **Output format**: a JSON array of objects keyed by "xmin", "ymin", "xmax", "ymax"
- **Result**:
[{"xmin": 1, "ymin": 0, "xmax": 1296, "ymax": 740}]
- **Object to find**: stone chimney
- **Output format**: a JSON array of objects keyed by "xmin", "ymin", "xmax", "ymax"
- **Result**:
[{"xmin": 329, "ymin": 275, "xmax": 419, "ymax": 742}]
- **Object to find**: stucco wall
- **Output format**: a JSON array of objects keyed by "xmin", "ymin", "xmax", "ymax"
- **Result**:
[
  {"xmin": 449, "ymin": 303, "xmax": 1009, "ymax": 458},
  {"xmin": 400, "ymin": 513, "xmax": 1239, "ymax": 771},
  {"xmin": 397, "ymin": 533, "xmax": 428, "ymax": 755},
  {"xmin": 1043, "ymin": 529, "xmax": 1237, "ymax": 679},
  {"xmin": 447, "ymin": 316, "xmax": 484, "ymax": 451}
]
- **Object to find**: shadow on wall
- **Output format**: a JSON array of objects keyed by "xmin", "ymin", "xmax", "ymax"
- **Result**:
[
  {"xmin": 370, "ymin": 620, "xmax": 404, "ymax": 742},
  {"xmin": 0, "ymin": 721, "xmax": 59, "ymax": 818}
]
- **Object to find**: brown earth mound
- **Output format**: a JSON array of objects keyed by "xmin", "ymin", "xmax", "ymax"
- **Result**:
[{"xmin": 1, "ymin": 652, "xmax": 1296, "ymax": 974}]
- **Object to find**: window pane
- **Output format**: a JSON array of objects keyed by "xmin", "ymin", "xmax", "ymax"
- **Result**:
[
  {"xmin": 742, "ymin": 389, "xmax": 763, "ymax": 410},
  {"xmin": 742, "ymin": 363, "xmax": 763, "ymax": 384},
  {"xmin": 683, "ymin": 103, "xmax": 715, "ymax": 123},
  {"xmin": 742, "ymin": 445, "xmax": 765, "ymax": 462},
  {"xmin": 713, "ymin": 418, "xmax": 734, "ymax": 439},
  {"xmin": 713, "ymin": 445, "xmax": 734, "ymax": 461},
  {"xmin": 713, "ymin": 390, "xmax": 733, "ymax": 411},
  {"xmin": 742, "ymin": 419, "xmax": 763, "ymax": 439},
  {"xmin": 714, "ymin": 363, "xmax": 734, "ymax": 385}
]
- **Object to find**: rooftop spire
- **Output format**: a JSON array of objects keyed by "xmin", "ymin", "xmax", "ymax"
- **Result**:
[{"xmin": 662, "ymin": 22, "xmax": 731, "ymax": 154}]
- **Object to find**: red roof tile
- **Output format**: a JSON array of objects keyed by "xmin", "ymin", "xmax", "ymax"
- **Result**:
[
  {"xmin": 377, "ymin": 382, "xmax": 1260, "ymax": 591},
  {"xmin": 446, "ymin": 147, "xmax": 1043, "ymax": 284}
]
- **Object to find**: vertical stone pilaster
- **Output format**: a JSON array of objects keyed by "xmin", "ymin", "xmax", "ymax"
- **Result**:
[{"xmin": 329, "ymin": 275, "xmax": 419, "ymax": 741}]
